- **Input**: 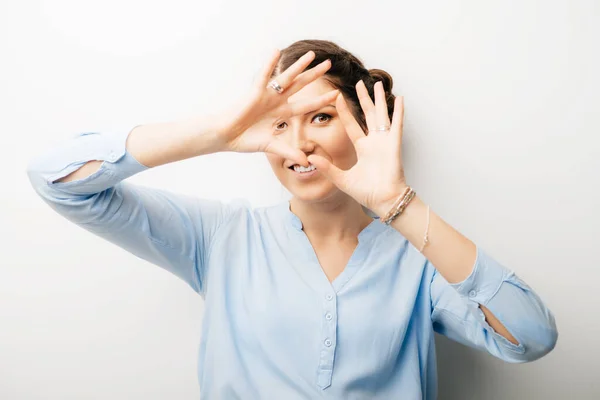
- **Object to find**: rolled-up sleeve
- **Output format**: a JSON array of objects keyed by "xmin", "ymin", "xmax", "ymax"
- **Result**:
[
  {"xmin": 430, "ymin": 247, "xmax": 558, "ymax": 363},
  {"xmin": 26, "ymin": 127, "xmax": 236, "ymax": 295}
]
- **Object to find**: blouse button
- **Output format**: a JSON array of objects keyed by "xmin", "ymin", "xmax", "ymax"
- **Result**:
[
  {"xmin": 468, "ymin": 290, "xmax": 477, "ymax": 298},
  {"xmin": 325, "ymin": 294, "xmax": 333, "ymax": 301},
  {"xmin": 324, "ymin": 339, "xmax": 332, "ymax": 347},
  {"xmin": 325, "ymin": 313, "xmax": 332, "ymax": 321}
]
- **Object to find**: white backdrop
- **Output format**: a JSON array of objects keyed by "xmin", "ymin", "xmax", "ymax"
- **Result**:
[{"xmin": 2, "ymin": 0, "xmax": 598, "ymax": 399}]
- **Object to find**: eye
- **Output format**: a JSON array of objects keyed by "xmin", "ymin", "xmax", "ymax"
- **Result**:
[
  {"xmin": 313, "ymin": 113, "xmax": 332, "ymax": 124},
  {"xmin": 274, "ymin": 113, "xmax": 333, "ymax": 131}
]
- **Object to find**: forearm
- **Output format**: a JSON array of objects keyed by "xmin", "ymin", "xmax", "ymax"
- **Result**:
[
  {"xmin": 126, "ymin": 113, "xmax": 228, "ymax": 168},
  {"xmin": 375, "ymin": 193, "xmax": 520, "ymax": 344},
  {"xmin": 58, "ymin": 113, "xmax": 228, "ymax": 183},
  {"xmin": 374, "ymin": 194, "xmax": 476, "ymax": 284}
]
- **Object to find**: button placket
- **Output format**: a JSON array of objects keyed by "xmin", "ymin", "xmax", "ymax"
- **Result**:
[{"xmin": 317, "ymin": 292, "xmax": 337, "ymax": 389}]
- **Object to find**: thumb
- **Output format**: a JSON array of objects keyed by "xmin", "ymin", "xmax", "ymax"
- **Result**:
[
  {"xmin": 307, "ymin": 155, "xmax": 346, "ymax": 189},
  {"xmin": 266, "ymin": 139, "xmax": 308, "ymax": 166}
]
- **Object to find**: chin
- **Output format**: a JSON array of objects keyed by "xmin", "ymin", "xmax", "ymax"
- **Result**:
[{"xmin": 285, "ymin": 179, "xmax": 340, "ymax": 204}]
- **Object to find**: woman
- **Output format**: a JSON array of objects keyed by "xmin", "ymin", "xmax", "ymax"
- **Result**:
[{"xmin": 27, "ymin": 39, "xmax": 557, "ymax": 399}]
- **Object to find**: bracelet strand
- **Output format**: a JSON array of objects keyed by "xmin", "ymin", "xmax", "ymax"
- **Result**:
[
  {"xmin": 380, "ymin": 186, "xmax": 415, "ymax": 225},
  {"xmin": 419, "ymin": 205, "xmax": 430, "ymax": 252}
]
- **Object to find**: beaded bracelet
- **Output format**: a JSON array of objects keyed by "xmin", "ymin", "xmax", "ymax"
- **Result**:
[
  {"xmin": 380, "ymin": 186, "xmax": 416, "ymax": 225},
  {"xmin": 419, "ymin": 205, "xmax": 430, "ymax": 253}
]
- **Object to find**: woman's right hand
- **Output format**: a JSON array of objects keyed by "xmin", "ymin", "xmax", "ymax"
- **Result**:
[{"xmin": 217, "ymin": 49, "xmax": 339, "ymax": 166}]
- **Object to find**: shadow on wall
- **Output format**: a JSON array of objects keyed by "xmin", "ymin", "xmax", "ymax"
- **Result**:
[{"xmin": 436, "ymin": 334, "xmax": 518, "ymax": 400}]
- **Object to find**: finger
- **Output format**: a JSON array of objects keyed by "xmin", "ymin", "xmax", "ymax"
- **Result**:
[
  {"xmin": 265, "ymin": 138, "xmax": 309, "ymax": 166},
  {"xmin": 336, "ymin": 93, "xmax": 366, "ymax": 144},
  {"xmin": 390, "ymin": 96, "xmax": 404, "ymax": 145},
  {"xmin": 284, "ymin": 59, "xmax": 332, "ymax": 96},
  {"xmin": 258, "ymin": 49, "xmax": 282, "ymax": 89},
  {"xmin": 374, "ymin": 81, "xmax": 391, "ymax": 129},
  {"xmin": 272, "ymin": 50, "xmax": 316, "ymax": 91},
  {"xmin": 284, "ymin": 89, "xmax": 339, "ymax": 117},
  {"xmin": 307, "ymin": 154, "xmax": 346, "ymax": 189},
  {"xmin": 356, "ymin": 80, "xmax": 377, "ymax": 131}
]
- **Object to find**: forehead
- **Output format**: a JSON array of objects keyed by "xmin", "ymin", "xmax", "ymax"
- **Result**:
[{"xmin": 286, "ymin": 77, "xmax": 335, "ymax": 104}]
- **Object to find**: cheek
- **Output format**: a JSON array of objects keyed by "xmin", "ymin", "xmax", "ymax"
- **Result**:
[
  {"xmin": 321, "ymin": 129, "xmax": 357, "ymax": 164},
  {"xmin": 265, "ymin": 153, "xmax": 282, "ymax": 168},
  {"xmin": 265, "ymin": 153, "xmax": 287, "ymax": 178}
]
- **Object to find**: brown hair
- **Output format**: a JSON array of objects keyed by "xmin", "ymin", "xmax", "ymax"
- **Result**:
[{"xmin": 271, "ymin": 39, "xmax": 396, "ymax": 132}]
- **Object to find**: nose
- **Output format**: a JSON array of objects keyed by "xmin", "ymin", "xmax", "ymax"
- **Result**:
[{"xmin": 288, "ymin": 125, "xmax": 315, "ymax": 155}]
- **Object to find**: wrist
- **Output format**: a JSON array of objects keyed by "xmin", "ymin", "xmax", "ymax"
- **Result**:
[
  {"xmin": 184, "ymin": 114, "xmax": 232, "ymax": 155},
  {"xmin": 372, "ymin": 183, "xmax": 410, "ymax": 219},
  {"xmin": 210, "ymin": 114, "xmax": 242, "ymax": 153}
]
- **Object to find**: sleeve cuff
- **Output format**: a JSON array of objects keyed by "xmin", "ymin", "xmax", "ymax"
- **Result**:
[
  {"xmin": 449, "ymin": 246, "xmax": 513, "ymax": 305},
  {"xmin": 36, "ymin": 125, "xmax": 149, "ymax": 195}
]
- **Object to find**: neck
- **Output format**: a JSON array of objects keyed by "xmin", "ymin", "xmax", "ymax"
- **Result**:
[{"xmin": 289, "ymin": 194, "xmax": 374, "ymax": 241}]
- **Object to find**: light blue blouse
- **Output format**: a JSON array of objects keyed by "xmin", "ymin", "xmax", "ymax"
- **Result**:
[{"xmin": 27, "ymin": 127, "xmax": 558, "ymax": 399}]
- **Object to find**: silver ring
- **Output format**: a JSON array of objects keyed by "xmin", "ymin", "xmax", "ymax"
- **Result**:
[
  {"xmin": 369, "ymin": 125, "xmax": 390, "ymax": 133},
  {"xmin": 268, "ymin": 80, "xmax": 284, "ymax": 94}
]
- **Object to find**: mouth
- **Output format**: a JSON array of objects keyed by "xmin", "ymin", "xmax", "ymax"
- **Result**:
[{"xmin": 288, "ymin": 163, "xmax": 318, "ymax": 179}]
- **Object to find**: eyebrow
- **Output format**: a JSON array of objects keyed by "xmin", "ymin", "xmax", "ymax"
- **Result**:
[{"xmin": 304, "ymin": 104, "xmax": 336, "ymax": 116}]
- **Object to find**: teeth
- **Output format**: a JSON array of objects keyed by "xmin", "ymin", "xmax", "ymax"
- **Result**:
[{"xmin": 293, "ymin": 164, "xmax": 316, "ymax": 173}]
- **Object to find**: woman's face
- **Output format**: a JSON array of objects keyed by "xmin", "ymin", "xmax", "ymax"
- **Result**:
[{"xmin": 265, "ymin": 77, "xmax": 358, "ymax": 203}]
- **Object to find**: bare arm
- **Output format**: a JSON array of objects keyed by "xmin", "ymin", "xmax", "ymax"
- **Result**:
[
  {"xmin": 377, "ymin": 195, "xmax": 557, "ymax": 359},
  {"xmin": 379, "ymin": 195, "xmax": 519, "ymax": 344},
  {"xmin": 57, "ymin": 114, "xmax": 226, "ymax": 183}
]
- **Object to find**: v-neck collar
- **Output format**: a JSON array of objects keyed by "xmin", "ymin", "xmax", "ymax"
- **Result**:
[
  {"xmin": 275, "ymin": 199, "xmax": 388, "ymax": 293},
  {"xmin": 277, "ymin": 199, "xmax": 387, "ymax": 240}
]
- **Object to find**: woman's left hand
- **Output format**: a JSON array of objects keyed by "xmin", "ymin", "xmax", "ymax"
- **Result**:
[{"xmin": 307, "ymin": 80, "xmax": 408, "ymax": 217}]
